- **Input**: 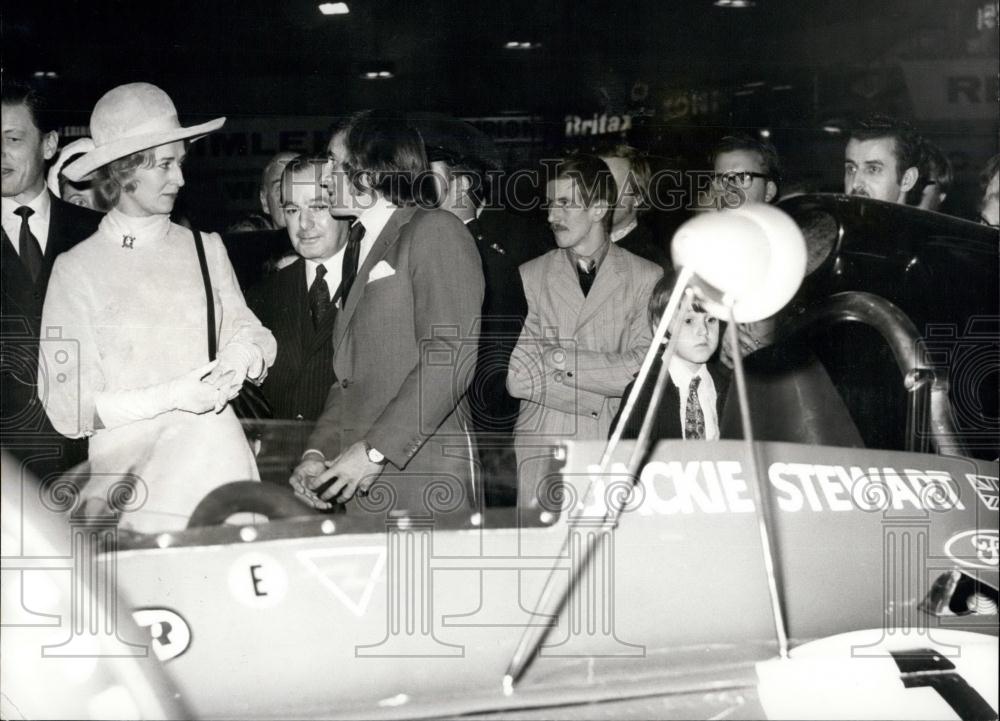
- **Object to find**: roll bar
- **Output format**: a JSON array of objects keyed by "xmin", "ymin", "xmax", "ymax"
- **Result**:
[{"xmin": 781, "ymin": 291, "xmax": 965, "ymax": 457}]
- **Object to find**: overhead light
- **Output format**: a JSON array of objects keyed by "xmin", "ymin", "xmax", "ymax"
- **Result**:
[
  {"xmin": 822, "ymin": 126, "xmax": 843, "ymax": 135},
  {"xmin": 715, "ymin": 0, "xmax": 756, "ymax": 7},
  {"xmin": 318, "ymin": 2, "xmax": 349, "ymax": 15},
  {"xmin": 504, "ymin": 41, "xmax": 541, "ymax": 50},
  {"xmin": 759, "ymin": 128, "xmax": 771, "ymax": 138},
  {"xmin": 361, "ymin": 69, "xmax": 394, "ymax": 80},
  {"xmin": 33, "ymin": 71, "xmax": 59, "ymax": 79},
  {"xmin": 742, "ymin": 81, "xmax": 766, "ymax": 88}
]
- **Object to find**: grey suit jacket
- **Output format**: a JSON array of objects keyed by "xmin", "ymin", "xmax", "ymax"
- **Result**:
[
  {"xmin": 508, "ymin": 243, "xmax": 662, "ymax": 506},
  {"xmin": 307, "ymin": 206, "xmax": 485, "ymax": 515}
]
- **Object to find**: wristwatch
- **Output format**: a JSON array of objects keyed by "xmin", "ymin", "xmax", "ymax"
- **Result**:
[{"xmin": 364, "ymin": 441, "xmax": 386, "ymax": 465}]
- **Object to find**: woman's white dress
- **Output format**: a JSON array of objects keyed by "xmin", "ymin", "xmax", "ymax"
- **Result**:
[{"xmin": 39, "ymin": 210, "xmax": 277, "ymax": 532}]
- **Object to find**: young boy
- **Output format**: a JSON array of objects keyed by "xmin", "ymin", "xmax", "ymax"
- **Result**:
[{"xmin": 612, "ymin": 271, "xmax": 730, "ymax": 440}]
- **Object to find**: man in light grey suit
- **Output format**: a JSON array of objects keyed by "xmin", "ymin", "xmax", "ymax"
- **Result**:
[
  {"xmin": 508, "ymin": 155, "xmax": 661, "ymax": 507},
  {"xmin": 289, "ymin": 111, "xmax": 484, "ymax": 515}
]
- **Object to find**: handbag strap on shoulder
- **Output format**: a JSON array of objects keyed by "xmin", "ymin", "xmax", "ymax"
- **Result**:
[{"xmin": 193, "ymin": 228, "xmax": 218, "ymax": 361}]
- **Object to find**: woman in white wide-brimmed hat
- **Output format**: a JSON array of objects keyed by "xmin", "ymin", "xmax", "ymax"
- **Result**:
[{"xmin": 39, "ymin": 82, "xmax": 276, "ymax": 532}]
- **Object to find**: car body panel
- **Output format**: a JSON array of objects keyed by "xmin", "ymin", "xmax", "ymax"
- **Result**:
[{"xmin": 104, "ymin": 440, "xmax": 998, "ymax": 718}]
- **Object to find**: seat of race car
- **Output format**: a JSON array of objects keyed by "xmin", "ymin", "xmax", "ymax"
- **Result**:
[{"xmin": 720, "ymin": 334, "xmax": 868, "ymax": 449}]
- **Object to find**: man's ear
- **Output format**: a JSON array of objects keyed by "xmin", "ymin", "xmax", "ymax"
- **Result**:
[
  {"xmin": 900, "ymin": 166, "xmax": 919, "ymax": 194},
  {"xmin": 41, "ymin": 131, "xmax": 59, "ymax": 162},
  {"xmin": 764, "ymin": 179, "xmax": 778, "ymax": 203},
  {"xmin": 259, "ymin": 186, "xmax": 269, "ymax": 215},
  {"xmin": 454, "ymin": 172, "xmax": 473, "ymax": 197},
  {"xmin": 590, "ymin": 200, "xmax": 610, "ymax": 223}
]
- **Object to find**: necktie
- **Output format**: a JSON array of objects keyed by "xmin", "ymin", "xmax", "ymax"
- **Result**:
[
  {"xmin": 684, "ymin": 376, "xmax": 705, "ymax": 440},
  {"xmin": 339, "ymin": 221, "xmax": 365, "ymax": 303},
  {"xmin": 14, "ymin": 206, "xmax": 44, "ymax": 282},
  {"xmin": 308, "ymin": 264, "xmax": 332, "ymax": 329},
  {"xmin": 576, "ymin": 257, "xmax": 596, "ymax": 296}
]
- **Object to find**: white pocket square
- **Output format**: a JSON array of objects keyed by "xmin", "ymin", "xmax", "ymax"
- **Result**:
[{"xmin": 367, "ymin": 260, "xmax": 395, "ymax": 283}]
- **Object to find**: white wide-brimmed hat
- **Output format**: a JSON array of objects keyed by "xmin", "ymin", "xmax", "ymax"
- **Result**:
[{"xmin": 62, "ymin": 83, "xmax": 224, "ymax": 182}]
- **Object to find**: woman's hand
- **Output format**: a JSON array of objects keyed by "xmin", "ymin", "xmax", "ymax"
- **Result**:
[
  {"xmin": 203, "ymin": 344, "xmax": 263, "ymax": 412},
  {"xmin": 205, "ymin": 344, "xmax": 262, "ymax": 387},
  {"xmin": 167, "ymin": 361, "xmax": 224, "ymax": 414}
]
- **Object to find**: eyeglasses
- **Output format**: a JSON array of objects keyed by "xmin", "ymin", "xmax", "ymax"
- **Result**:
[{"xmin": 711, "ymin": 171, "xmax": 771, "ymax": 189}]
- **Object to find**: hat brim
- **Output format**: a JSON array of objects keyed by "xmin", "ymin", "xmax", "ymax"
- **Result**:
[{"xmin": 62, "ymin": 117, "xmax": 226, "ymax": 182}]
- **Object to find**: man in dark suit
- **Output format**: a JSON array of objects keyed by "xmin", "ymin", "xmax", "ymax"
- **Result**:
[
  {"xmin": 290, "ymin": 111, "xmax": 484, "ymax": 515},
  {"xmin": 221, "ymin": 227, "xmax": 293, "ymax": 291},
  {"xmin": 245, "ymin": 157, "xmax": 349, "ymax": 423},
  {"xmin": 2, "ymin": 81, "xmax": 99, "ymax": 479},
  {"xmin": 597, "ymin": 143, "xmax": 670, "ymax": 268}
]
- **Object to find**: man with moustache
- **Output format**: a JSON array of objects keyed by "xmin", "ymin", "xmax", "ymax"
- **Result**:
[
  {"xmin": 289, "ymin": 111, "xmax": 484, "ymax": 515},
  {"xmin": 844, "ymin": 114, "xmax": 922, "ymax": 204},
  {"xmin": 245, "ymin": 157, "xmax": 348, "ymax": 423},
  {"xmin": 2, "ymin": 81, "xmax": 99, "ymax": 479},
  {"xmin": 508, "ymin": 154, "xmax": 661, "ymax": 506},
  {"xmin": 709, "ymin": 134, "xmax": 783, "ymax": 368}
]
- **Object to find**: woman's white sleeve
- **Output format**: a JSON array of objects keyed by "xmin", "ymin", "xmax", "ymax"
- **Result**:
[
  {"xmin": 92, "ymin": 383, "xmax": 177, "ymax": 430},
  {"xmin": 38, "ymin": 257, "xmax": 104, "ymax": 438},
  {"xmin": 207, "ymin": 232, "xmax": 276, "ymax": 381}
]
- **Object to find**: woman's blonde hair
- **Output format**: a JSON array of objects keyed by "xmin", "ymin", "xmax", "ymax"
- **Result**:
[{"xmin": 96, "ymin": 148, "xmax": 157, "ymax": 205}]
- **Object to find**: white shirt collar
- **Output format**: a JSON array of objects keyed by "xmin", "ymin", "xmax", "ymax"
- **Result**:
[
  {"xmin": 355, "ymin": 195, "xmax": 396, "ymax": 267},
  {"xmin": 667, "ymin": 358, "xmax": 719, "ymax": 441},
  {"xmin": 667, "ymin": 357, "xmax": 710, "ymax": 390},
  {"xmin": 609, "ymin": 218, "xmax": 638, "ymax": 243},
  {"xmin": 2, "ymin": 186, "xmax": 51, "ymax": 224},
  {"xmin": 2, "ymin": 188, "xmax": 52, "ymax": 251},
  {"xmin": 356, "ymin": 194, "xmax": 396, "ymax": 239},
  {"xmin": 304, "ymin": 247, "xmax": 347, "ymax": 301}
]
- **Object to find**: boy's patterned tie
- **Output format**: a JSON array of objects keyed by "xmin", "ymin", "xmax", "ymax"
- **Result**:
[{"xmin": 684, "ymin": 376, "xmax": 705, "ymax": 440}]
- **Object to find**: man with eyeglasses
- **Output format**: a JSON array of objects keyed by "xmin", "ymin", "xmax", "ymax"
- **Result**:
[
  {"xmin": 708, "ymin": 134, "xmax": 782, "ymax": 367},
  {"xmin": 709, "ymin": 134, "xmax": 780, "ymax": 210}
]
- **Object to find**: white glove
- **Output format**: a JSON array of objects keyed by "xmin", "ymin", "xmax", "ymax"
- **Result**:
[
  {"xmin": 205, "ymin": 343, "xmax": 264, "ymax": 385},
  {"xmin": 93, "ymin": 361, "xmax": 220, "ymax": 430},
  {"xmin": 203, "ymin": 343, "xmax": 265, "ymax": 412}
]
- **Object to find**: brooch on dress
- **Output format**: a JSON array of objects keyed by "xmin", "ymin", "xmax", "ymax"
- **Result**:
[{"xmin": 122, "ymin": 234, "xmax": 135, "ymax": 249}]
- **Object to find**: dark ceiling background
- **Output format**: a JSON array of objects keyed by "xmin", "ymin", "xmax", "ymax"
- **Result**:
[
  {"xmin": 4, "ymin": 0, "xmax": 996, "ymax": 226},
  {"xmin": 3, "ymin": 0, "xmax": 987, "ymax": 120}
]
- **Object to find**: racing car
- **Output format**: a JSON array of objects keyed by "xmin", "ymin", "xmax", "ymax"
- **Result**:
[{"xmin": 2, "ymin": 195, "xmax": 997, "ymax": 720}]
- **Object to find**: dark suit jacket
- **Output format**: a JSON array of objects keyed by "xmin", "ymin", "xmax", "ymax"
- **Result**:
[
  {"xmin": 616, "ymin": 217, "xmax": 670, "ymax": 269},
  {"xmin": 1, "ymin": 193, "xmax": 100, "ymax": 477},
  {"xmin": 245, "ymin": 258, "xmax": 337, "ymax": 422},
  {"xmin": 476, "ymin": 207, "xmax": 554, "ymax": 269},
  {"xmin": 465, "ymin": 217, "xmax": 528, "ymax": 437},
  {"xmin": 221, "ymin": 228, "xmax": 293, "ymax": 291},
  {"xmin": 612, "ymin": 356, "xmax": 730, "ymax": 441},
  {"xmin": 307, "ymin": 206, "xmax": 485, "ymax": 515}
]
